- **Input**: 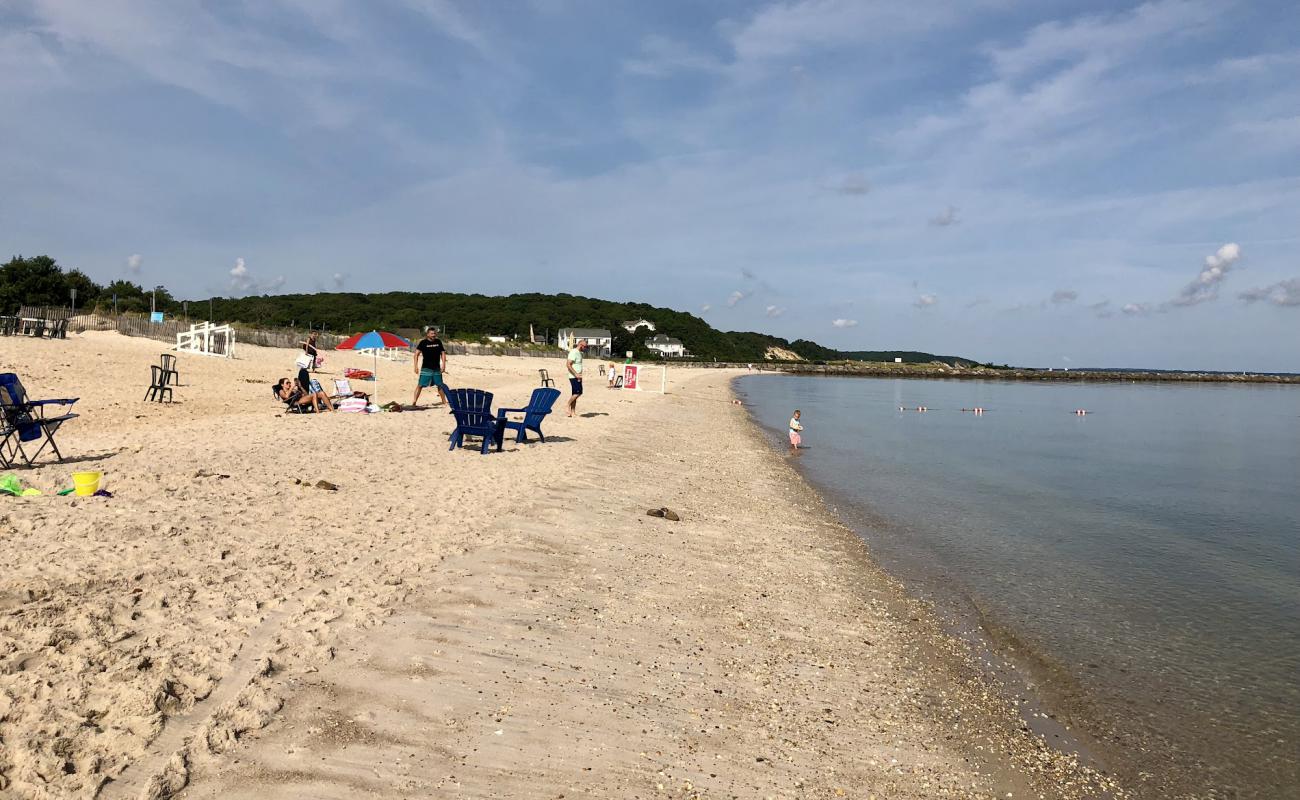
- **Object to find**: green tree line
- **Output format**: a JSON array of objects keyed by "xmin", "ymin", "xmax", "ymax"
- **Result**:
[{"xmin": 2, "ymin": 254, "xmax": 971, "ymax": 364}]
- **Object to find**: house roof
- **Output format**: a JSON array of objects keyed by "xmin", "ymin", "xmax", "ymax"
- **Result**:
[
  {"xmin": 646, "ymin": 334, "xmax": 683, "ymax": 346},
  {"xmin": 560, "ymin": 328, "xmax": 611, "ymax": 338}
]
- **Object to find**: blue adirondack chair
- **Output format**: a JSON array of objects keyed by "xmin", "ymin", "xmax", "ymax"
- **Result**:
[
  {"xmin": 447, "ymin": 388, "xmax": 497, "ymax": 454},
  {"xmin": 0, "ymin": 373, "xmax": 79, "ymax": 466},
  {"xmin": 494, "ymin": 387, "xmax": 561, "ymax": 450}
]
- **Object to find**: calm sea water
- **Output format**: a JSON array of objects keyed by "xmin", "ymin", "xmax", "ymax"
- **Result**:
[{"xmin": 737, "ymin": 375, "xmax": 1299, "ymax": 799}]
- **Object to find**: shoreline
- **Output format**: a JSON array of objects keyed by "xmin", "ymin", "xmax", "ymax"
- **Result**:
[
  {"xmin": 732, "ymin": 371, "xmax": 1294, "ymax": 799},
  {"xmin": 731, "ymin": 380, "xmax": 1124, "ymax": 782},
  {"xmin": 2, "ymin": 332, "xmax": 1122, "ymax": 799}
]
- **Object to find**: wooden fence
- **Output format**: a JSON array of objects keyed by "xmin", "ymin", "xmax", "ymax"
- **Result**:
[{"xmin": 70, "ymin": 314, "xmax": 345, "ymax": 352}]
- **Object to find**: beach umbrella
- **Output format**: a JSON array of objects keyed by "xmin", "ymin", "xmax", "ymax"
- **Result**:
[{"xmin": 335, "ymin": 330, "xmax": 412, "ymax": 406}]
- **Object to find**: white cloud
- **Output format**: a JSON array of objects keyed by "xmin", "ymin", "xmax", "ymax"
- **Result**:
[
  {"xmin": 1122, "ymin": 302, "xmax": 1152, "ymax": 315},
  {"xmin": 230, "ymin": 257, "xmax": 250, "ymax": 290},
  {"xmin": 724, "ymin": 0, "xmax": 991, "ymax": 64},
  {"xmin": 1231, "ymin": 115, "xmax": 1300, "ymax": 151},
  {"xmin": 1169, "ymin": 242, "xmax": 1240, "ymax": 307},
  {"xmin": 831, "ymin": 318, "xmax": 857, "ymax": 327},
  {"xmin": 929, "ymin": 205, "xmax": 959, "ymax": 227},
  {"xmin": 1239, "ymin": 277, "xmax": 1300, "ymax": 307},
  {"xmin": 700, "ymin": 303, "xmax": 712, "ymax": 313},
  {"xmin": 395, "ymin": 0, "xmax": 493, "ymax": 56},
  {"xmin": 126, "ymin": 253, "xmax": 143, "ymax": 274},
  {"xmin": 726, "ymin": 289, "xmax": 752, "ymax": 307},
  {"xmin": 624, "ymin": 34, "xmax": 722, "ymax": 77},
  {"xmin": 765, "ymin": 304, "xmax": 784, "ymax": 317},
  {"xmin": 914, "ymin": 293, "xmax": 937, "ymax": 308},
  {"xmin": 1051, "ymin": 289, "xmax": 1078, "ymax": 304},
  {"xmin": 332, "ymin": 272, "xmax": 346, "ymax": 290},
  {"xmin": 985, "ymin": 0, "xmax": 1216, "ymax": 79}
]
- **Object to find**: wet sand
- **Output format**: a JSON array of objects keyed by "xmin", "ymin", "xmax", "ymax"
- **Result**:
[{"xmin": 0, "ymin": 331, "xmax": 1122, "ymax": 798}]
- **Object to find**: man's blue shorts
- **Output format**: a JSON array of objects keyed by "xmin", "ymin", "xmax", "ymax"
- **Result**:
[
  {"xmin": 419, "ymin": 368, "xmax": 444, "ymax": 388},
  {"xmin": 569, "ymin": 377, "xmax": 583, "ymax": 396}
]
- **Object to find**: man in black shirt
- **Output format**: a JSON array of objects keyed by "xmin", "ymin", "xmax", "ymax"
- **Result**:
[{"xmin": 412, "ymin": 326, "xmax": 448, "ymax": 407}]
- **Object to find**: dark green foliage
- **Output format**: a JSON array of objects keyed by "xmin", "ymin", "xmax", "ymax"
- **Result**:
[
  {"xmin": 0, "ymin": 255, "xmax": 73, "ymax": 313},
  {"xmin": 1, "ymin": 254, "xmax": 973, "ymax": 364}
]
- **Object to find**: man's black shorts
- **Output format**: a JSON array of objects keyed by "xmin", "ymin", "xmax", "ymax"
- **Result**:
[{"xmin": 569, "ymin": 377, "xmax": 583, "ymax": 396}]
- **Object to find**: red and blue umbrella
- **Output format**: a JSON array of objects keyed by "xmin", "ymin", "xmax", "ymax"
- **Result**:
[{"xmin": 335, "ymin": 330, "xmax": 412, "ymax": 405}]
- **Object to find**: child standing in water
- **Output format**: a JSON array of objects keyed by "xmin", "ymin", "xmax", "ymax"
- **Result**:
[{"xmin": 788, "ymin": 409, "xmax": 803, "ymax": 453}]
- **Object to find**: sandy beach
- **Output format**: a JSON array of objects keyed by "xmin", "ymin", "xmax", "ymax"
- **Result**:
[{"xmin": 0, "ymin": 331, "xmax": 1124, "ymax": 799}]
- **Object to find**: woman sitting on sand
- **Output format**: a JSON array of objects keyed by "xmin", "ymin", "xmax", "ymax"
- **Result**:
[{"xmin": 277, "ymin": 376, "xmax": 335, "ymax": 413}]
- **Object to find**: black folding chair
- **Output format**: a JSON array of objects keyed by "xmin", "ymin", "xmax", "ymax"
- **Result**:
[
  {"xmin": 0, "ymin": 373, "xmax": 79, "ymax": 465},
  {"xmin": 538, "ymin": 368, "xmax": 555, "ymax": 388}
]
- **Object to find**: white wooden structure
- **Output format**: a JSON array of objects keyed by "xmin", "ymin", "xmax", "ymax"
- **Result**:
[
  {"xmin": 358, "ymin": 347, "xmax": 410, "ymax": 363},
  {"xmin": 176, "ymin": 321, "xmax": 235, "ymax": 358}
]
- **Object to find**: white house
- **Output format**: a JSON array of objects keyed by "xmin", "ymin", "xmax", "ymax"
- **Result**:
[
  {"xmin": 557, "ymin": 328, "xmax": 612, "ymax": 357},
  {"xmin": 621, "ymin": 318, "xmax": 656, "ymax": 333},
  {"xmin": 645, "ymin": 333, "xmax": 687, "ymax": 357}
]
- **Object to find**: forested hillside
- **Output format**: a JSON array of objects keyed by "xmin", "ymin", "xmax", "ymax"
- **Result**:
[{"xmin": 2, "ymin": 254, "xmax": 973, "ymax": 364}]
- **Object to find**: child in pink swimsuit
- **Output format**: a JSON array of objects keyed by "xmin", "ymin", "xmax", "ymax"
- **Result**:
[{"xmin": 788, "ymin": 409, "xmax": 803, "ymax": 452}]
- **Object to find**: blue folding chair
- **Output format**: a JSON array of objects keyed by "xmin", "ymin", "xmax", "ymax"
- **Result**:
[
  {"xmin": 0, "ymin": 373, "xmax": 79, "ymax": 466},
  {"xmin": 447, "ymin": 388, "xmax": 497, "ymax": 454},
  {"xmin": 494, "ymin": 387, "xmax": 561, "ymax": 450}
]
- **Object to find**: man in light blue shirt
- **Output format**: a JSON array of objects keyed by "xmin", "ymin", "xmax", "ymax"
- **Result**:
[{"xmin": 566, "ymin": 340, "xmax": 587, "ymax": 417}]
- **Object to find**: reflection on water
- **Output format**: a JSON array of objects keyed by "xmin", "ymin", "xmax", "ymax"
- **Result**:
[{"xmin": 738, "ymin": 375, "xmax": 1300, "ymax": 799}]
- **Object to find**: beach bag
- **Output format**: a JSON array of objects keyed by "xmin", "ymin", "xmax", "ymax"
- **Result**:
[{"xmin": 294, "ymin": 354, "xmax": 314, "ymax": 370}]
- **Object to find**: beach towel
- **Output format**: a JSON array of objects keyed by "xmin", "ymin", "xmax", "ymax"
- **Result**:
[
  {"xmin": 337, "ymin": 397, "xmax": 369, "ymax": 413},
  {"xmin": 344, "ymin": 368, "xmax": 374, "ymax": 380}
]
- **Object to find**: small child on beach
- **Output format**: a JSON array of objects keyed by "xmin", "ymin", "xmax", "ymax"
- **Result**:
[{"xmin": 788, "ymin": 409, "xmax": 803, "ymax": 453}]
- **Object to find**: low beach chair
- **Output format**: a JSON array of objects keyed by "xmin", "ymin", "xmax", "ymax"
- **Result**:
[
  {"xmin": 494, "ymin": 387, "xmax": 561, "ymax": 450},
  {"xmin": 538, "ymin": 369, "xmax": 555, "ymax": 388},
  {"xmin": 447, "ymin": 388, "xmax": 497, "ymax": 454},
  {"xmin": 272, "ymin": 383, "xmax": 316, "ymax": 414},
  {"xmin": 0, "ymin": 373, "xmax": 79, "ymax": 465}
]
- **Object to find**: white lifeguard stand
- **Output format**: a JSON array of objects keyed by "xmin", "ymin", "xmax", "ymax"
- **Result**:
[{"xmin": 176, "ymin": 321, "xmax": 235, "ymax": 358}]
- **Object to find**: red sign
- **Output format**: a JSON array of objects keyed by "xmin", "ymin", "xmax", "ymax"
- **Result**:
[{"xmin": 623, "ymin": 365, "xmax": 639, "ymax": 390}]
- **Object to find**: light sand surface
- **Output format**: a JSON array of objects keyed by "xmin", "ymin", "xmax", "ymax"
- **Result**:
[{"xmin": 0, "ymin": 331, "xmax": 1122, "ymax": 799}]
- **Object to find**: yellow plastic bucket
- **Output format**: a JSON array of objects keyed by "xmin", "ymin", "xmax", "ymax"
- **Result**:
[{"xmin": 72, "ymin": 471, "xmax": 102, "ymax": 496}]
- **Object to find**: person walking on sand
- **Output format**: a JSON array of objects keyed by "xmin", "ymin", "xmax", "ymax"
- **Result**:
[
  {"xmin": 788, "ymin": 409, "xmax": 804, "ymax": 453},
  {"xmin": 412, "ymin": 326, "xmax": 448, "ymax": 408},
  {"xmin": 300, "ymin": 331, "xmax": 321, "ymax": 371},
  {"xmin": 607, "ymin": 362, "xmax": 618, "ymax": 388},
  {"xmin": 566, "ymin": 340, "xmax": 587, "ymax": 417}
]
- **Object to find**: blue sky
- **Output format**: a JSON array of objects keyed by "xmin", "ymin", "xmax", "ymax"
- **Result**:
[{"xmin": 2, "ymin": 0, "xmax": 1297, "ymax": 370}]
